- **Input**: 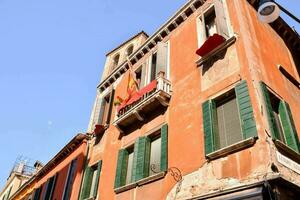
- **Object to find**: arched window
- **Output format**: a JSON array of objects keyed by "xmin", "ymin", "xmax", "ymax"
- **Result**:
[
  {"xmin": 112, "ymin": 54, "xmax": 120, "ymax": 70},
  {"xmin": 126, "ymin": 45, "xmax": 134, "ymax": 56}
]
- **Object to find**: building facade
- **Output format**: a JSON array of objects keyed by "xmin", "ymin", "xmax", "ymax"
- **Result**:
[
  {"xmin": 8, "ymin": 0, "xmax": 300, "ymax": 199},
  {"xmin": 84, "ymin": 0, "xmax": 300, "ymax": 199},
  {"xmin": 10, "ymin": 134, "xmax": 88, "ymax": 200}
]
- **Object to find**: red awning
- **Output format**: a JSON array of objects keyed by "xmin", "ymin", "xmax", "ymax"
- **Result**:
[
  {"xmin": 117, "ymin": 80, "xmax": 158, "ymax": 113},
  {"xmin": 196, "ymin": 33, "xmax": 225, "ymax": 57},
  {"xmin": 93, "ymin": 124, "xmax": 105, "ymax": 136}
]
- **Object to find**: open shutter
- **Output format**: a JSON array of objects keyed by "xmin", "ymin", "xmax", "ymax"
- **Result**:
[
  {"xmin": 260, "ymin": 82, "xmax": 280, "ymax": 140},
  {"xmin": 33, "ymin": 187, "xmax": 42, "ymax": 200},
  {"xmin": 279, "ymin": 101, "xmax": 300, "ymax": 153},
  {"xmin": 44, "ymin": 176, "xmax": 55, "ymax": 200},
  {"xmin": 214, "ymin": 0, "xmax": 230, "ymax": 38},
  {"xmin": 156, "ymin": 42, "xmax": 168, "ymax": 76},
  {"xmin": 235, "ymin": 80, "xmax": 258, "ymax": 139},
  {"xmin": 132, "ymin": 137, "xmax": 151, "ymax": 182},
  {"xmin": 202, "ymin": 100, "xmax": 217, "ymax": 155},
  {"xmin": 106, "ymin": 90, "xmax": 115, "ymax": 125},
  {"xmin": 97, "ymin": 97, "xmax": 105, "ymax": 125},
  {"xmin": 80, "ymin": 166, "xmax": 93, "ymax": 200},
  {"xmin": 92, "ymin": 161, "xmax": 102, "ymax": 197},
  {"xmin": 140, "ymin": 64, "xmax": 147, "ymax": 88},
  {"xmin": 160, "ymin": 124, "xmax": 168, "ymax": 171},
  {"xmin": 114, "ymin": 149, "xmax": 128, "ymax": 188}
]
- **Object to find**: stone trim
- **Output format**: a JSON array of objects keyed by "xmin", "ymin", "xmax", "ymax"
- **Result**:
[
  {"xmin": 274, "ymin": 139, "xmax": 300, "ymax": 163},
  {"xmin": 206, "ymin": 137, "xmax": 258, "ymax": 160},
  {"xmin": 114, "ymin": 172, "xmax": 166, "ymax": 194},
  {"xmin": 196, "ymin": 35, "xmax": 236, "ymax": 66}
]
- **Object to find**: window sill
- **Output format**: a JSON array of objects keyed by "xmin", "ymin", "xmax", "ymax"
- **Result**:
[
  {"xmin": 114, "ymin": 171, "xmax": 166, "ymax": 194},
  {"xmin": 196, "ymin": 35, "xmax": 236, "ymax": 66},
  {"xmin": 273, "ymin": 139, "xmax": 300, "ymax": 163},
  {"xmin": 84, "ymin": 197, "xmax": 95, "ymax": 200},
  {"xmin": 206, "ymin": 137, "xmax": 258, "ymax": 160}
]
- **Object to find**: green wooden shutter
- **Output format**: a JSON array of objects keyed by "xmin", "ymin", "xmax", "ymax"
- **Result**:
[
  {"xmin": 202, "ymin": 100, "xmax": 217, "ymax": 154},
  {"xmin": 132, "ymin": 137, "xmax": 151, "ymax": 182},
  {"xmin": 80, "ymin": 166, "xmax": 93, "ymax": 199},
  {"xmin": 106, "ymin": 90, "xmax": 115, "ymax": 125},
  {"xmin": 92, "ymin": 160, "xmax": 102, "ymax": 197},
  {"xmin": 235, "ymin": 80, "xmax": 258, "ymax": 139},
  {"xmin": 33, "ymin": 187, "xmax": 42, "ymax": 200},
  {"xmin": 160, "ymin": 124, "xmax": 168, "ymax": 171},
  {"xmin": 114, "ymin": 149, "xmax": 128, "ymax": 188},
  {"xmin": 260, "ymin": 82, "xmax": 280, "ymax": 140},
  {"xmin": 279, "ymin": 101, "xmax": 300, "ymax": 153}
]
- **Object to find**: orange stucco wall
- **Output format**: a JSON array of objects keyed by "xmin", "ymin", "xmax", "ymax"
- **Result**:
[
  {"xmin": 90, "ymin": 0, "xmax": 300, "ymax": 199},
  {"xmin": 13, "ymin": 140, "xmax": 87, "ymax": 200}
]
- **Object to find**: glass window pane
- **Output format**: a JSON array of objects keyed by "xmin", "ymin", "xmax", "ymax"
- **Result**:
[
  {"xmin": 149, "ymin": 137, "xmax": 161, "ymax": 176},
  {"xmin": 125, "ymin": 151, "xmax": 134, "ymax": 184},
  {"xmin": 216, "ymin": 97, "xmax": 242, "ymax": 149},
  {"xmin": 89, "ymin": 168, "xmax": 98, "ymax": 197}
]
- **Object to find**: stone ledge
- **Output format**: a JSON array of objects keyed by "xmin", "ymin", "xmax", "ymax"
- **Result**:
[
  {"xmin": 206, "ymin": 137, "xmax": 258, "ymax": 160},
  {"xmin": 114, "ymin": 171, "xmax": 166, "ymax": 194},
  {"xmin": 196, "ymin": 36, "xmax": 237, "ymax": 66},
  {"xmin": 274, "ymin": 139, "xmax": 300, "ymax": 164}
]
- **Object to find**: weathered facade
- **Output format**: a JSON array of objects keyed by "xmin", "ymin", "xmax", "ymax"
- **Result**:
[
  {"xmin": 85, "ymin": 0, "xmax": 300, "ymax": 199},
  {"xmin": 10, "ymin": 134, "xmax": 88, "ymax": 200},
  {"xmin": 8, "ymin": 0, "xmax": 300, "ymax": 199}
]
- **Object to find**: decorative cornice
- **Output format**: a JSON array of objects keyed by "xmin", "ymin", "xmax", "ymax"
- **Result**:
[{"xmin": 97, "ymin": 0, "xmax": 206, "ymax": 92}]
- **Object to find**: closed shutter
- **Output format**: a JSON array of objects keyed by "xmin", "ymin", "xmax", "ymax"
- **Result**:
[
  {"xmin": 156, "ymin": 42, "xmax": 168, "ymax": 77},
  {"xmin": 279, "ymin": 101, "xmax": 300, "ymax": 153},
  {"xmin": 235, "ymin": 80, "xmax": 258, "ymax": 139},
  {"xmin": 260, "ymin": 82, "xmax": 280, "ymax": 140},
  {"xmin": 202, "ymin": 100, "xmax": 217, "ymax": 154},
  {"xmin": 80, "ymin": 166, "xmax": 93, "ymax": 200},
  {"xmin": 92, "ymin": 161, "xmax": 102, "ymax": 198},
  {"xmin": 114, "ymin": 149, "xmax": 128, "ymax": 188},
  {"xmin": 33, "ymin": 187, "xmax": 42, "ymax": 200},
  {"xmin": 160, "ymin": 124, "xmax": 168, "ymax": 171},
  {"xmin": 140, "ymin": 64, "xmax": 147, "ymax": 88},
  {"xmin": 214, "ymin": 0, "xmax": 230, "ymax": 38},
  {"xmin": 132, "ymin": 137, "xmax": 151, "ymax": 182}
]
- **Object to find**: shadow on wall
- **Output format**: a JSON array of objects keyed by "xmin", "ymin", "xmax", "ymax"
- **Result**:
[{"xmin": 202, "ymin": 48, "xmax": 227, "ymax": 75}]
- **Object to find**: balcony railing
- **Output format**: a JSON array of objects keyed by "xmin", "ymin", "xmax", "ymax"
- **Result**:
[{"xmin": 113, "ymin": 72, "xmax": 172, "ymax": 132}]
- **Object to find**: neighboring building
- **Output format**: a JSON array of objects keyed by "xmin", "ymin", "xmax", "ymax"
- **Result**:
[
  {"xmin": 11, "ymin": 134, "xmax": 88, "ymax": 200},
  {"xmin": 0, "ymin": 157, "xmax": 40, "ymax": 200},
  {"xmin": 84, "ymin": 0, "xmax": 300, "ymax": 199}
]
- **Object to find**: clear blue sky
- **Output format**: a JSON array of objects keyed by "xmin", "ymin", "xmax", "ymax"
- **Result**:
[{"xmin": 0, "ymin": 0, "xmax": 299, "ymax": 188}]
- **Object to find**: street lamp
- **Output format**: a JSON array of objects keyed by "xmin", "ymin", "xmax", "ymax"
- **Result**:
[{"xmin": 257, "ymin": 0, "xmax": 300, "ymax": 24}]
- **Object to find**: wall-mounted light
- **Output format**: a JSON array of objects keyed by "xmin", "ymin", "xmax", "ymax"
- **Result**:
[{"xmin": 257, "ymin": 0, "xmax": 300, "ymax": 24}]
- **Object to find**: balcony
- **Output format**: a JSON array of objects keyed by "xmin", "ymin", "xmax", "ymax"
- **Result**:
[{"xmin": 113, "ymin": 72, "xmax": 172, "ymax": 132}]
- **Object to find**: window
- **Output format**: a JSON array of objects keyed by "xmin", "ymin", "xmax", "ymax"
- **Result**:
[
  {"xmin": 62, "ymin": 159, "xmax": 77, "ymax": 200},
  {"xmin": 33, "ymin": 187, "xmax": 42, "ymax": 200},
  {"xmin": 197, "ymin": 0, "xmax": 230, "ymax": 47},
  {"xmin": 135, "ymin": 67, "xmax": 142, "ymax": 89},
  {"xmin": 111, "ymin": 54, "xmax": 120, "ymax": 71},
  {"xmin": 202, "ymin": 81, "xmax": 257, "ymax": 156},
  {"xmin": 215, "ymin": 92, "xmax": 243, "ymax": 149},
  {"xmin": 114, "ymin": 124, "xmax": 168, "ymax": 189},
  {"xmin": 260, "ymin": 82, "xmax": 300, "ymax": 153},
  {"xmin": 42, "ymin": 173, "xmax": 58, "ymax": 200},
  {"xmin": 125, "ymin": 149, "xmax": 134, "ymax": 184},
  {"xmin": 126, "ymin": 45, "xmax": 134, "ymax": 56},
  {"xmin": 149, "ymin": 135, "xmax": 161, "ymax": 176},
  {"xmin": 204, "ymin": 7, "xmax": 217, "ymax": 38},
  {"xmin": 80, "ymin": 161, "xmax": 102, "ymax": 200},
  {"xmin": 150, "ymin": 53, "xmax": 157, "ymax": 82},
  {"xmin": 98, "ymin": 90, "xmax": 115, "ymax": 126}
]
